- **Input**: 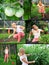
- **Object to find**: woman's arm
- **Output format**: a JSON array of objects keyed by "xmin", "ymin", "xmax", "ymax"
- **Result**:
[
  {"xmin": 22, "ymin": 58, "xmax": 35, "ymax": 64},
  {"xmin": 28, "ymin": 31, "xmax": 33, "ymax": 40},
  {"xmin": 8, "ymin": 28, "xmax": 16, "ymax": 38},
  {"xmin": 20, "ymin": 26, "xmax": 25, "ymax": 30},
  {"xmin": 41, "ymin": 30, "xmax": 44, "ymax": 33},
  {"xmin": 13, "ymin": 28, "xmax": 16, "ymax": 35},
  {"xmin": 26, "ymin": 54, "xmax": 32, "ymax": 56}
]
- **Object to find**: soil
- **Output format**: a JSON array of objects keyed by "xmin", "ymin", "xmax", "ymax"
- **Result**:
[{"xmin": 0, "ymin": 38, "xmax": 17, "ymax": 43}]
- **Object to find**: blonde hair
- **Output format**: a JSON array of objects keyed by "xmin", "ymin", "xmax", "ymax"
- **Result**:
[
  {"xmin": 11, "ymin": 23, "xmax": 16, "ymax": 26},
  {"xmin": 18, "ymin": 48, "xmax": 25, "ymax": 56},
  {"xmin": 19, "ymin": 48, "xmax": 25, "ymax": 52}
]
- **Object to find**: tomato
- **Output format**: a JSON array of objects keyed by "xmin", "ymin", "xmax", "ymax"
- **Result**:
[
  {"xmin": 5, "ymin": 7, "xmax": 15, "ymax": 16},
  {"xmin": 15, "ymin": 8, "xmax": 24, "ymax": 18}
]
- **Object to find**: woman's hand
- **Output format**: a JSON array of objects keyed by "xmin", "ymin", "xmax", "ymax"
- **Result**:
[
  {"xmin": 26, "ymin": 54, "xmax": 31, "ymax": 56},
  {"xmin": 32, "ymin": 61, "xmax": 35, "ymax": 63}
]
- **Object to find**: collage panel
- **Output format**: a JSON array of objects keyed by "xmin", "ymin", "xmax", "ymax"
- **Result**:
[
  {"xmin": 0, "ymin": 20, "xmax": 25, "ymax": 43},
  {"xmin": 31, "ymin": 0, "xmax": 49, "ymax": 20},
  {"xmin": 17, "ymin": 44, "xmax": 49, "ymax": 65},
  {"xmin": 0, "ymin": 0, "xmax": 31, "ymax": 20},
  {"xmin": 0, "ymin": 44, "xmax": 16, "ymax": 65},
  {"xmin": 26, "ymin": 20, "xmax": 49, "ymax": 44},
  {"xmin": 0, "ymin": 0, "xmax": 49, "ymax": 65}
]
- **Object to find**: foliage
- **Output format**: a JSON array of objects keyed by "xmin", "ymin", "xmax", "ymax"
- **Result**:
[
  {"xmin": 17, "ymin": 44, "xmax": 49, "ymax": 65},
  {"xmin": 0, "ymin": 33, "xmax": 25, "ymax": 43},
  {"xmin": 23, "ymin": 0, "xmax": 31, "ymax": 20},
  {"xmin": 0, "ymin": 58, "xmax": 16, "ymax": 65},
  {"xmin": 11, "ymin": 54, "xmax": 16, "ymax": 59},
  {"xmin": 0, "ymin": 0, "xmax": 31, "ymax": 20},
  {"xmin": 31, "ymin": 4, "xmax": 49, "ymax": 20},
  {"xmin": 31, "ymin": 5, "xmax": 42, "ymax": 20},
  {"xmin": 45, "ymin": 7, "xmax": 49, "ymax": 14},
  {"xmin": 39, "ymin": 34, "xmax": 49, "ymax": 44}
]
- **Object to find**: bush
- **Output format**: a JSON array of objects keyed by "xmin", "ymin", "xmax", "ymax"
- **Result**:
[
  {"xmin": 39, "ymin": 34, "xmax": 49, "ymax": 44},
  {"xmin": 31, "ymin": 4, "xmax": 49, "ymax": 20},
  {"xmin": 45, "ymin": 8, "xmax": 49, "ymax": 14},
  {"xmin": 11, "ymin": 54, "xmax": 16, "ymax": 59},
  {"xmin": 17, "ymin": 44, "xmax": 49, "ymax": 65},
  {"xmin": 31, "ymin": 5, "xmax": 42, "ymax": 20}
]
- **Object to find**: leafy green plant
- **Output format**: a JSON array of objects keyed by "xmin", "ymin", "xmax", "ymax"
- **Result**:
[
  {"xmin": 39, "ymin": 34, "xmax": 49, "ymax": 43},
  {"xmin": 45, "ymin": 7, "xmax": 49, "ymax": 14},
  {"xmin": 31, "ymin": 5, "xmax": 42, "ymax": 20},
  {"xmin": 0, "ymin": 0, "xmax": 31, "ymax": 20},
  {"xmin": 11, "ymin": 54, "xmax": 16, "ymax": 59},
  {"xmin": 31, "ymin": 4, "xmax": 49, "ymax": 20},
  {"xmin": 17, "ymin": 44, "xmax": 49, "ymax": 65}
]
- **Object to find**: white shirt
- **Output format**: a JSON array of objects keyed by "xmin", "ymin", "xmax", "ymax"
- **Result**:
[
  {"xmin": 20, "ymin": 54, "xmax": 28, "ymax": 65},
  {"xmin": 5, "ymin": 49, "xmax": 9, "ymax": 54},
  {"xmin": 37, "ymin": 4, "xmax": 44, "ymax": 8},
  {"xmin": 32, "ymin": 29, "xmax": 42, "ymax": 38},
  {"xmin": 16, "ymin": 25, "xmax": 24, "ymax": 33}
]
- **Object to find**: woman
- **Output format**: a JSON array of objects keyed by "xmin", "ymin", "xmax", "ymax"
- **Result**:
[
  {"xmin": 18, "ymin": 48, "xmax": 35, "ymax": 65},
  {"xmin": 29, "ymin": 25, "xmax": 44, "ymax": 42},
  {"xmin": 37, "ymin": 0, "xmax": 45, "ymax": 18},
  {"xmin": 8, "ymin": 23, "xmax": 25, "ymax": 42},
  {"xmin": 4, "ymin": 46, "xmax": 9, "ymax": 63}
]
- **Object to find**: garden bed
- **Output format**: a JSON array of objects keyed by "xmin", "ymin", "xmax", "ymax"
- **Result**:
[
  {"xmin": 0, "ymin": 33, "xmax": 25, "ymax": 43},
  {"xmin": 26, "ymin": 33, "xmax": 49, "ymax": 44},
  {"xmin": 31, "ymin": 6, "xmax": 49, "ymax": 20}
]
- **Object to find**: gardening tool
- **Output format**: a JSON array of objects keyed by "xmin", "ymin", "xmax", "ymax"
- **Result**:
[{"xmin": 4, "ymin": 34, "xmax": 13, "ymax": 42}]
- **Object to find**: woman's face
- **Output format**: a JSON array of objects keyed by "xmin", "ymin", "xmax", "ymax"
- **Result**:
[
  {"xmin": 6, "ymin": 47, "xmax": 8, "ymax": 49},
  {"xmin": 20, "ymin": 49, "xmax": 25, "ymax": 55},
  {"xmin": 39, "ymin": 1, "xmax": 42, "ymax": 6},
  {"xmin": 33, "ymin": 25, "xmax": 38, "ymax": 30},
  {"xmin": 11, "ymin": 23, "xmax": 16, "ymax": 28}
]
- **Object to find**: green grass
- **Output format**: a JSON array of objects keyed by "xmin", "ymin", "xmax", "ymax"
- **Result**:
[
  {"xmin": 26, "ymin": 33, "xmax": 49, "ymax": 44},
  {"xmin": 0, "ymin": 33, "xmax": 25, "ymax": 44},
  {"xmin": 0, "ymin": 58, "xmax": 16, "ymax": 65}
]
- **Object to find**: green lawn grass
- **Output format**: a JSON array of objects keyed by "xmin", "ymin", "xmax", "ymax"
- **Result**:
[
  {"xmin": 0, "ymin": 58, "xmax": 16, "ymax": 65},
  {"xmin": 0, "ymin": 33, "xmax": 25, "ymax": 44}
]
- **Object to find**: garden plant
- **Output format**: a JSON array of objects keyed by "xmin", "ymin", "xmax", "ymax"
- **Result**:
[{"xmin": 17, "ymin": 44, "xmax": 49, "ymax": 65}]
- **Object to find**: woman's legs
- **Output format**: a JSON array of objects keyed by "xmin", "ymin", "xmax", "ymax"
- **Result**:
[
  {"xmin": 32, "ymin": 38, "xmax": 39, "ymax": 42},
  {"xmin": 6, "ymin": 54, "xmax": 9, "ymax": 63},
  {"xmin": 13, "ymin": 33, "xmax": 25, "ymax": 42},
  {"xmin": 21, "ymin": 33, "xmax": 25, "ymax": 38},
  {"xmin": 4, "ymin": 54, "xmax": 6, "ymax": 62},
  {"xmin": 42, "ymin": 13, "xmax": 45, "ymax": 18},
  {"xmin": 4, "ymin": 54, "xmax": 8, "ymax": 62},
  {"xmin": 13, "ymin": 33, "xmax": 21, "ymax": 42}
]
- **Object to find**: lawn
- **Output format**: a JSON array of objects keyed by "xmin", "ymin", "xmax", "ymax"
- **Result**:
[
  {"xmin": 0, "ymin": 33, "xmax": 25, "ymax": 44},
  {"xmin": 0, "ymin": 58, "xmax": 16, "ymax": 65}
]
